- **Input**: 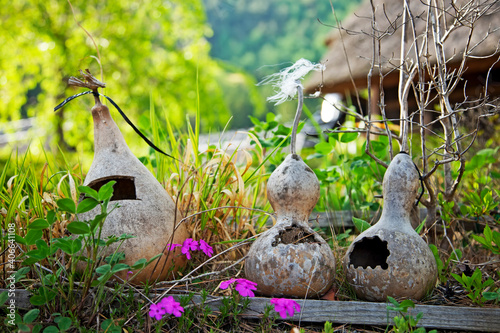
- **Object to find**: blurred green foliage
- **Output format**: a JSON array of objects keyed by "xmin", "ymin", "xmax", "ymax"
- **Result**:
[
  {"xmin": 204, "ymin": 0, "xmax": 362, "ymax": 77},
  {"xmin": 0, "ymin": 0, "xmax": 264, "ymax": 157}
]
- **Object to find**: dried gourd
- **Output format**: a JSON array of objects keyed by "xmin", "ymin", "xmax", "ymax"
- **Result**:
[
  {"xmin": 343, "ymin": 153, "xmax": 437, "ymax": 301},
  {"xmin": 70, "ymin": 71, "xmax": 188, "ymax": 283},
  {"xmin": 245, "ymin": 70, "xmax": 335, "ymax": 297}
]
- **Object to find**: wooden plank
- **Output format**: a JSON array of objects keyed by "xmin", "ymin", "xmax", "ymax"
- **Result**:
[
  {"xmin": 4, "ymin": 290, "xmax": 498, "ymax": 332},
  {"xmin": 186, "ymin": 296, "xmax": 500, "ymax": 332}
]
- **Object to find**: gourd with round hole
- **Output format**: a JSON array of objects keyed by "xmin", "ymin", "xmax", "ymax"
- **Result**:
[
  {"xmin": 244, "ymin": 77, "xmax": 335, "ymax": 298},
  {"xmin": 70, "ymin": 71, "xmax": 188, "ymax": 284},
  {"xmin": 343, "ymin": 152, "xmax": 437, "ymax": 301}
]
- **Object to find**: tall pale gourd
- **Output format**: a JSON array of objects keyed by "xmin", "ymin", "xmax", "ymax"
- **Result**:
[
  {"xmin": 75, "ymin": 74, "xmax": 188, "ymax": 283},
  {"xmin": 343, "ymin": 153, "xmax": 437, "ymax": 301}
]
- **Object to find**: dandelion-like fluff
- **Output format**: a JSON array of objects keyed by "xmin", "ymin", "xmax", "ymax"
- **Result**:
[{"xmin": 258, "ymin": 58, "xmax": 325, "ymax": 154}]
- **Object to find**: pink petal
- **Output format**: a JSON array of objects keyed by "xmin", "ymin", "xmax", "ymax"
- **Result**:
[
  {"xmin": 149, "ymin": 303, "xmax": 166, "ymax": 321},
  {"xmin": 165, "ymin": 244, "xmax": 181, "ymax": 251},
  {"xmin": 235, "ymin": 284, "xmax": 255, "ymax": 297},
  {"xmin": 199, "ymin": 239, "xmax": 214, "ymax": 257},
  {"xmin": 220, "ymin": 278, "xmax": 236, "ymax": 290},
  {"xmin": 270, "ymin": 298, "xmax": 300, "ymax": 319}
]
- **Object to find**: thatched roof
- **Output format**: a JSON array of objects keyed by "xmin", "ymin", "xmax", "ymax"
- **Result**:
[{"xmin": 305, "ymin": 0, "xmax": 500, "ymax": 94}]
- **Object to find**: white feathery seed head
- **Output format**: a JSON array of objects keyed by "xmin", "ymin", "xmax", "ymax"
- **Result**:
[{"xmin": 258, "ymin": 58, "xmax": 325, "ymax": 105}]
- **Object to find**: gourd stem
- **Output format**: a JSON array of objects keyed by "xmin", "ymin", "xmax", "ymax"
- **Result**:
[{"xmin": 291, "ymin": 80, "xmax": 303, "ymax": 155}]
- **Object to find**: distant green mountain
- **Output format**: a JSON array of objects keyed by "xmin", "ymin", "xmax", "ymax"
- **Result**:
[{"xmin": 203, "ymin": 0, "xmax": 362, "ymax": 78}]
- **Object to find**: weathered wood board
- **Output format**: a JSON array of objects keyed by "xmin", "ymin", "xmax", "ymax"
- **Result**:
[{"xmin": 4, "ymin": 290, "xmax": 499, "ymax": 332}]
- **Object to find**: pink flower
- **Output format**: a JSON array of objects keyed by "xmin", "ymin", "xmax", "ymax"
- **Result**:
[
  {"xmin": 270, "ymin": 298, "xmax": 301, "ymax": 319},
  {"xmin": 219, "ymin": 278, "xmax": 257, "ymax": 297},
  {"xmin": 149, "ymin": 296, "xmax": 185, "ymax": 320},
  {"xmin": 235, "ymin": 279, "xmax": 257, "ymax": 297},
  {"xmin": 219, "ymin": 278, "xmax": 236, "ymax": 290},
  {"xmin": 181, "ymin": 238, "xmax": 199, "ymax": 260},
  {"xmin": 199, "ymin": 239, "xmax": 214, "ymax": 257},
  {"xmin": 165, "ymin": 243, "xmax": 181, "ymax": 251},
  {"xmin": 159, "ymin": 296, "xmax": 184, "ymax": 318},
  {"xmin": 149, "ymin": 303, "xmax": 166, "ymax": 321}
]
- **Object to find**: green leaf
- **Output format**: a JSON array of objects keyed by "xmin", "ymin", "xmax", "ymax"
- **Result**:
[
  {"xmin": 131, "ymin": 258, "xmax": 147, "ymax": 269},
  {"xmin": 15, "ymin": 234, "xmax": 27, "ymax": 245},
  {"xmin": 90, "ymin": 213, "xmax": 106, "ymax": 232},
  {"xmin": 42, "ymin": 326, "xmax": 60, "ymax": 333},
  {"xmin": 249, "ymin": 115, "xmax": 260, "ymax": 127},
  {"xmin": 0, "ymin": 291, "xmax": 8, "ymax": 306},
  {"xmin": 70, "ymin": 239, "xmax": 83, "ymax": 254},
  {"xmin": 55, "ymin": 317, "xmax": 72, "ymax": 331},
  {"xmin": 471, "ymin": 268, "xmax": 482, "ymax": 284},
  {"xmin": 29, "ymin": 295, "xmax": 46, "ymax": 306},
  {"xmin": 78, "ymin": 185, "xmax": 99, "ymax": 200},
  {"xmin": 66, "ymin": 222, "xmax": 91, "ymax": 235},
  {"xmin": 483, "ymin": 225, "xmax": 493, "ymax": 243},
  {"xmin": 53, "ymin": 238, "xmax": 71, "ymax": 254},
  {"xmin": 98, "ymin": 181, "xmax": 116, "ymax": 202},
  {"xmin": 352, "ymin": 217, "xmax": 371, "ymax": 233},
  {"xmin": 459, "ymin": 204, "xmax": 469, "ymax": 216},
  {"xmin": 415, "ymin": 218, "xmax": 427, "ymax": 234},
  {"xmin": 28, "ymin": 218, "xmax": 50, "ymax": 230},
  {"xmin": 76, "ymin": 198, "xmax": 99, "ymax": 214},
  {"xmin": 117, "ymin": 233, "xmax": 135, "ymax": 241},
  {"xmin": 105, "ymin": 252, "xmax": 126, "ymax": 265},
  {"xmin": 18, "ymin": 324, "xmax": 31, "ymax": 332},
  {"xmin": 472, "ymin": 234, "xmax": 490, "ymax": 248},
  {"xmin": 101, "ymin": 319, "xmax": 122, "ymax": 333},
  {"xmin": 46, "ymin": 210, "xmax": 56, "ymax": 225},
  {"xmin": 57, "ymin": 198, "xmax": 76, "ymax": 214},
  {"xmin": 387, "ymin": 296, "xmax": 399, "ymax": 306},
  {"xmin": 451, "ymin": 273, "xmax": 464, "ymax": 286},
  {"xmin": 273, "ymin": 124, "xmax": 291, "ymax": 136},
  {"xmin": 42, "ymin": 274, "xmax": 56, "ymax": 286},
  {"xmin": 13, "ymin": 267, "xmax": 30, "ymax": 283},
  {"xmin": 340, "ymin": 132, "xmax": 358, "ymax": 143},
  {"xmin": 25, "ymin": 249, "xmax": 45, "ymax": 261},
  {"xmin": 111, "ymin": 263, "xmax": 130, "ymax": 273},
  {"xmin": 33, "ymin": 239, "xmax": 49, "ymax": 258},
  {"xmin": 327, "ymin": 133, "xmax": 339, "ymax": 142},
  {"xmin": 96, "ymin": 264, "xmax": 111, "ymax": 275},
  {"xmin": 25, "ymin": 229, "xmax": 43, "ymax": 245},
  {"xmin": 450, "ymin": 249, "xmax": 463, "ymax": 261},
  {"xmin": 23, "ymin": 309, "xmax": 40, "ymax": 324},
  {"xmin": 370, "ymin": 140, "xmax": 387, "ymax": 152},
  {"xmin": 314, "ymin": 142, "xmax": 333, "ymax": 155},
  {"xmin": 399, "ymin": 299, "xmax": 416, "ymax": 311},
  {"xmin": 483, "ymin": 291, "xmax": 500, "ymax": 301}
]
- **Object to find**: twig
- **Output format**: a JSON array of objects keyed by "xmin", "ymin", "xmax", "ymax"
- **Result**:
[{"xmin": 291, "ymin": 81, "xmax": 303, "ymax": 155}]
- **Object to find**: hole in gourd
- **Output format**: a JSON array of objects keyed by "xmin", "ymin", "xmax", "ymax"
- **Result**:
[
  {"xmin": 349, "ymin": 236, "xmax": 389, "ymax": 269},
  {"xmin": 82, "ymin": 176, "xmax": 137, "ymax": 201},
  {"xmin": 272, "ymin": 225, "xmax": 316, "ymax": 247}
]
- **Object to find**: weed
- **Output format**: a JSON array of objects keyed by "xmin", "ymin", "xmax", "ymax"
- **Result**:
[
  {"xmin": 429, "ymin": 244, "xmax": 463, "ymax": 284},
  {"xmin": 451, "ymin": 268, "xmax": 495, "ymax": 306},
  {"xmin": 386, "ymin": 297, "xmax": 436, "ymax": 333}
]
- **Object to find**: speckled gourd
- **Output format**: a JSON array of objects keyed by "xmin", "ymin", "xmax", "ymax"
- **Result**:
[
  {"xmin": 343, "ymin": 153, "xmax": 437, "ymax": 301},
  {"xmin": 244, "ymin": 153, "xmax": 336, "ymax": 297},
  {"xmin": 79, "ymin": 93, "xmax": 188, "ymax": 284}
]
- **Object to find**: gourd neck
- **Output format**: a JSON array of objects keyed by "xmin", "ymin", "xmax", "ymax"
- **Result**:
[
  {"xmin": 378, "ymin": 202, "xmax": 412, "ymax": 228},
  {"xmin": 91, "ymin": 98, "xmax": 129, "ymax": 155}
]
